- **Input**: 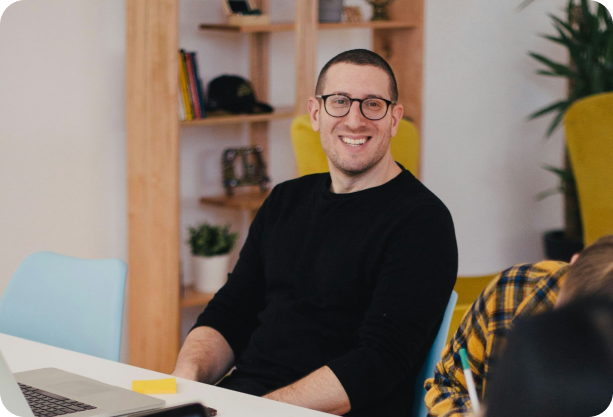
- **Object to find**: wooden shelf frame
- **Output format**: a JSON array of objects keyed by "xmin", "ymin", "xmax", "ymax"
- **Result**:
[
  {"xmin": 199, "ymin": 20, "xmax": 417, "ymax": 33},
  {"xmin": 126, "ymin": 0, "xmax": 423, "ymax": 373},
  {"xmin": 180, "ymin": 106, "xmax": 295, "ymax": 127}
]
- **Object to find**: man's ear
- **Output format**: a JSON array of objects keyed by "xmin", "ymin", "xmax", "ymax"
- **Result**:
[
  {"xmin": 389, "ymin": 103, "xmax": 404, "ymax": 138},
  {"xmin": 308, "ymin": 97, "xmax": 321, "ymax": 132},
  {"xmin": 570, "ymin": 253, "xmax": 580, "ymax": 264}
]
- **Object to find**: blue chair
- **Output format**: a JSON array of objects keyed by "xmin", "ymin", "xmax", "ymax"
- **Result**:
[
  {"xmin": 411, "ymin": 290, "xmax": 458, "ymax": 417},
  {"xmin": 0, "ymin": 252, "xmax": 127, "ymax": 361}
]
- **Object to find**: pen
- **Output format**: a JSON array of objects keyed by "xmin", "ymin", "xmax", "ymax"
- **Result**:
[{"xmin": 459, "ymin": 347, "xmax": 481, "ymax": 414}]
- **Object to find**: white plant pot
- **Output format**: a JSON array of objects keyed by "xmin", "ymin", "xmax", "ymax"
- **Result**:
[{"xmin": 192, "ymin": 254, "xmax": 230, "ymax": 294}]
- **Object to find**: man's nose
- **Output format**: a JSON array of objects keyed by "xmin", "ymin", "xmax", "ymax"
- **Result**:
[{"xmin": 344, "ymin": 101, "xmax": 367, "ymax": 127}]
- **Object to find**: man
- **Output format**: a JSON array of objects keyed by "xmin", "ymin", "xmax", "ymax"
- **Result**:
[
  {"xmin": 424, "ymin": 233, "xmax": 613, "ymax": 417},
  {"xmin": 173, "ymin": 49, "xmax": 458, "ymax": 417}
]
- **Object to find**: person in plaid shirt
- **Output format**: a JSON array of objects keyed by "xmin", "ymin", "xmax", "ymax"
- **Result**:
[{"xmin": 424, "ymin": 234, "xmax": 613, "ymax": 417}]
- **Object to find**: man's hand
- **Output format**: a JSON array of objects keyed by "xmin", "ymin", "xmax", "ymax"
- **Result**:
[
  {"xmin": 172, "ymin": 326, "xmax": 235, "ymax": 384},
  {"xmin": 263, "ymin": 366, "xmax": 351, "ymax": 415}
]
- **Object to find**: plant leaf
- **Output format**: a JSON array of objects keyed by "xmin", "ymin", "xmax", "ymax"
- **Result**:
[
  {"xmin": 529, "ymin": 52, "xmax": 579, "ymax": 78},
  {"xmin": 528, "ymin": 100, "xmax": 569, "ymax": 120},
  {"xmin": 546, "ymin": 106, "xmax": 569, "ymax": 137}
]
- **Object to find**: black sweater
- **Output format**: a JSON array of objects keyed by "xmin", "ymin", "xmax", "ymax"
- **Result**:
[{"xmin": 194, "ymin": 169, "xmax": 458, "ymax": 417}]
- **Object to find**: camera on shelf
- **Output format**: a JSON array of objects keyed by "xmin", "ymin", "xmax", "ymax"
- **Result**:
[{"xmin": 221, "ymin": 0, "xmax": 271, "ymax": 25}]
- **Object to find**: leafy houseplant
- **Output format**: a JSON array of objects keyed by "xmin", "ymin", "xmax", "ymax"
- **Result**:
[
  {"xmin": 528, "ymin": 0, "xmax": 613, "ymax": 258},
  {"xmin": 188, "ymin": 223, "xmax": 238, "ymax": 293},
  {"xmin": 188, "ymin": 223, "xmax": 238, "ymax": 257}
]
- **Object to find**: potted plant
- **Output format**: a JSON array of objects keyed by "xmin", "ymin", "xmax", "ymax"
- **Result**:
[
  {"xmin": 527, "ymin": 0, "xmax": 613, "ymax": 260},
  {"xmin": 187, "ymin": 223, "xmax": 238, "ymax": 293}
]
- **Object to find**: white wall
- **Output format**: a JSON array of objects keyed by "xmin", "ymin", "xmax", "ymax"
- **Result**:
[
  {"xmin": 422, "ymin": 0, "xmax": 568, "ymax": 274},
  {"xmin": 0, "ymin": 0, "xmax": 570, "ymax": 343},
  {"xmin": 0, "ymin": 0, "xmax": 127, "ymax": 355}
]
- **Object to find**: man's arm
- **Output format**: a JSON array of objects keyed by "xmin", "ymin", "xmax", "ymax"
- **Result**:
[
  {"xmin": 424, "ymin": 279, "xmax": 498, "ymax": 417},
  {"xmin": 172, "ymin": 326, "xmax": 235, "ymax": 384},
  {"xmin": 423, "ymin": 345, "xmax": 475, "ymax": 417},
  {"xmin": 264, "ymin": 366, "xmax": 350, "ymax": 415}
]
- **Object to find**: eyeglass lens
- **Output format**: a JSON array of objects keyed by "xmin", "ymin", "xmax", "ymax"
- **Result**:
[{"xmin": 324, "ymin": 95, "xmax": 388, "ymax": 120}]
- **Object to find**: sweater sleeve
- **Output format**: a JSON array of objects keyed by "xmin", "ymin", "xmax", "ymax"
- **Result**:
[
  {"xmin": 326, "ymin": 204, "xmax": 458, "ymax": 410},
  {"xmin": 423, "ymin": 292, "xmax": 492, "ymax": 417},
  {"xmin": 191, "ymin": 189, "xmax": 274, "ymax": 358}
]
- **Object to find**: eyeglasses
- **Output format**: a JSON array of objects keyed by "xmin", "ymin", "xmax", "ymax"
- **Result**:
[{"xmin": 316, "ymin": 94, "xmax": 395, "ymax": 121}]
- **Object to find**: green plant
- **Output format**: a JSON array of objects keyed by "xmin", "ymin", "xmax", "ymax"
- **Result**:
[
  {"xmin": 528, "ymin": 0, "xmax": 613, "ymax": 241},
  {"xmin": 187, "ymin": 223, "xmax": 238, "ymax": 257}
]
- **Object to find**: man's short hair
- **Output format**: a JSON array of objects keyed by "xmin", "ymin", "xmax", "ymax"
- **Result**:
[
  {"xmin": 315, "ymin": 49, "xmax": 398, "ymax": 102},
  {"xmin": 564, "ymin": 234, "xmax": 613, "ymax": 299}
]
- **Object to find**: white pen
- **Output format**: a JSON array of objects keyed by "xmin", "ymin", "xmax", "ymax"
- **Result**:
[{"xmin": 459, "ymin": 347, "xmax": 481, "ymax": 415}]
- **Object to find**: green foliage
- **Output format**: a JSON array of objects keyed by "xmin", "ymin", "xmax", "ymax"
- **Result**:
[
  {"xmin": 528, "ymin": 0, "xmax": 613, "ymax": 136},
  {"xmin": 187, "ymin": 223, "xmax": 238, "ymax": 257}
]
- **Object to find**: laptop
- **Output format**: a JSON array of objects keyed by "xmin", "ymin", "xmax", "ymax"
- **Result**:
[
  {"xmin": 130, "ymin": 403, "xmax": 216, "ymax": 417},
  {"xmin": 0, "ymin": 350, "xmax": 165, "ymax": 417}
]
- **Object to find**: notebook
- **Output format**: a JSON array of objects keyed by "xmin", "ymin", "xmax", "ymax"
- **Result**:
[{"xmin": 0, "ymin": 349, "xmax": 165, "ymax": 417}]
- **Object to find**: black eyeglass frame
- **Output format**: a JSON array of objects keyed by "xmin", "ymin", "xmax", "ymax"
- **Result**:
[{"xmin": 316, "ymin": 94, "xmax": 396, "ymax": 121}]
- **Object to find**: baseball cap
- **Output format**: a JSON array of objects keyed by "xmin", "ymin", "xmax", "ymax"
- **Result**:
[{"xmin": 207, "ymin": 75, "xmax": 274, "ymax": 114}]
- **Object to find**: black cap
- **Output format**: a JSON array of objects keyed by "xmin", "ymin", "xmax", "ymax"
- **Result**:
[{"xmin": 207, "ymin": 75, "xmax": 274, "ymax": 114}]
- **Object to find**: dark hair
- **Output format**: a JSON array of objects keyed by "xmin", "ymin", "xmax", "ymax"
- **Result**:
[
  {"xmin": 315, "ymin": 49, "xmax": 398, "ymax": 101},
  {"xmin": 484, "ymin": 296, "xmax": 613, "ymax": 417},
  {"xmin": 564, "ymin": 234, "xmax": 613, "ymax": 300}
]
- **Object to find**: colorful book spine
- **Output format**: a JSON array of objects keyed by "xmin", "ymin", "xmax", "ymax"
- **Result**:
[
  {"xmin": 185, "ymin": 52, "xmax": 202, "ymax": 119},
  {"xmin": 178, "ymin": 83, "xmax": 186, "ymax": 121},
  {"xmin": 178, "ymin": 50, "xmax": 194, "ymax": 120},
  {"xmin": 190, "ymin": 52, "xmax": 206, "ymax": 118}
]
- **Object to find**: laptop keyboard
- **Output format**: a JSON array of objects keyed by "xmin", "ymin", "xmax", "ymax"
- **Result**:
[{"xmin": 19, "ymin": 383, "xmax": 97, "ymax": 417}]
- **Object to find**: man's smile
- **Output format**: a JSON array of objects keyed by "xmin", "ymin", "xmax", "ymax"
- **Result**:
[{"xmin": 339, "ymin": 135, "xmax": 371, "ymax": 147}]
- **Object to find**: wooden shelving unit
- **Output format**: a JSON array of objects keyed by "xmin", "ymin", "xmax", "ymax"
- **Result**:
[
  {"xmin": 181, "ymin": 286, "xmax": 215, "ymax": 309},
  {"xmin": 199, "ymin": 191, "xmax": 270, "ymax": 211},
  {"xmin": 199, "ymin": 20, "xmax": 416, "ymax": 33},
  {"xmin": 126, "ymin": 0, "xmax": 423, "ymax": 373},
  {"xmin": 180, "ymin": 106, "xmax": 294, "ymax": 127}
]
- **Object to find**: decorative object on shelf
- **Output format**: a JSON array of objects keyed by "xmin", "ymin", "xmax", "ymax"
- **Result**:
[
  {"xmin": 222, "ymin": 147, "xmax": 270, "ymax": 196},
  {"xmin": 188, "ymin": 223, "xmax": 238, "ymax": 293},
  {"xmin": 207, "ymin": 75, "xmax": 274, "ymax": 115},
  {"xmin": 524, "ymin": 0, "xmax": 613, "ymax": 260},
  {"xmin": 178, "ymin": 50, "xmax": 206, "ymax": 121},
  {"xmin": 221, "ymin": 0, "xmax": 270, "ymax": 25},
  {"xmin": 365, "ymin": 0, "xmax": 394, "ymax": 21},
  {"xmin": 343, "ymin": 6, "xmax": 363, "ymax": 22},
  {"xmin": 319, "ymin": 0, "xmax": 344, "ymax": 22}
]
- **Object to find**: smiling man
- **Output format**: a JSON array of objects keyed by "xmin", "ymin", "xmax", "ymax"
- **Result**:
[{"xmin": 172, "ymin": 49, "xmax": 458, "ymax": 417}]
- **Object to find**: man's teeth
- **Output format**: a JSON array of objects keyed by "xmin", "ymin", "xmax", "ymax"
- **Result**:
[{"xmin": 341, "ymin": 136, "xmax": 368, "ymax": 146}]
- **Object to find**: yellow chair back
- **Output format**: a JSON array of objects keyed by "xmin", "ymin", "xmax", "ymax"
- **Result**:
[
  {"xmin": 448, "ymin": 273, "xmax": 498, "ymax": 343},
  {"xmin": 565, "ymin": 92, "xmax": 613, "ymax": 246},
  {"xmin": 290, "ymin": 114, "xmax": 420, "ymax": 178}
]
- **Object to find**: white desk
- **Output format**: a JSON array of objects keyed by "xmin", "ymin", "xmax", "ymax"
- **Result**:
[{"xmin": 0, "ymin": 333, "xmax": 330, "ymax": 417}]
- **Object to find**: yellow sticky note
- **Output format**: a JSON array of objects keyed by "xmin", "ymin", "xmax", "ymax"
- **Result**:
[{"xmin": 132, "ymin": 378, "xmax": 177, "ymax": 394}]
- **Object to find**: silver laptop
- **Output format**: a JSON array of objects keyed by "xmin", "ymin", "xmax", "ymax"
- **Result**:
[{"xmin": 0, "ymin": 350, "xmax": 165, "ymax": 417}]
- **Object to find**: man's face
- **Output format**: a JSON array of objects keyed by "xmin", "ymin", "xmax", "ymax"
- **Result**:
[{"xmin": 308, "ymin": 63, "xmax": 403, "ymax": 177}]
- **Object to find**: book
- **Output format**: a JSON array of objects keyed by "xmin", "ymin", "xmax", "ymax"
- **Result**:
[
  {"xmin": 179, "ymin": 50, "xmax": 194, "ymax": 120},
  {"xmin": 185, "ymin": 52, "xmax": 202, "ymax": 119},
  {"xmin": 190, "ymin": 52, "xmax": 206, "ymax": 118}
]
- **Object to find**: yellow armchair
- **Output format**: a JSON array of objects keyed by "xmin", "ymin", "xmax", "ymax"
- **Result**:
[
  {"xmin": 565, "ymin": 92, "xmax": 613, "ymax": 246},
  {"xmin": 290, "ymin": 114, "xmax": 420, "ymax": 178}
]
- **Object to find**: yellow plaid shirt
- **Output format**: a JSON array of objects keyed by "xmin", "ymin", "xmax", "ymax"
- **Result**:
[{"xmin": 424, "ymin": 260, "xmax": 569, "ymax": 417}]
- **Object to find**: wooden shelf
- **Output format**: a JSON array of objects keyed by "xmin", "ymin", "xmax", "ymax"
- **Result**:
[
  {"xmin": 199, "ymin": 21, "xmax": 416, "ymax": 33},
  {"xmin": 319, "ymin": 21, "xmax": 417, "ymax": 30},
  {"xmin": 200, "ymin": 191, "xmax": 270, "ymax": 211},
  {"xmin": 180, "ymin": 106, "xmax": 295, "ymax": 127},
  {"xmin": 199, "ymin": 22, "xmax": 294, "ymax": 32},
  {"xmin": 181, "ymin": 285, "xmax": 215, "ymax": 308}
]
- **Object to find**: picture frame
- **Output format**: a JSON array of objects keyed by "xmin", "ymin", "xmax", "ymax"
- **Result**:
[{"xmin": 221, "ymin": 0, "xmax": 271, "ymax": 26}]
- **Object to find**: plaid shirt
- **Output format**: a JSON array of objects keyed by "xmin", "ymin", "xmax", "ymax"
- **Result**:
[{"xmin": 424, "ymin": 260, "xmax": 569, "ymax": 417}]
